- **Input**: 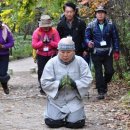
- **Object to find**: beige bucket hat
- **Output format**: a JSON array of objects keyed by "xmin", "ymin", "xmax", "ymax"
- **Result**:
[{"xmin": 38, "ymin": 15, "xmax": 53, "ymax": 27}]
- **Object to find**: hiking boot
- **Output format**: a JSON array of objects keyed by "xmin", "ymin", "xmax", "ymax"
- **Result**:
[
  {"xmin": 97, "ymin": 93, "xmax": 105, "ymax": 100},
  {"xmin": 1, "ymin": 83, "xmax": 9, "ymax": 94},
  {"xmin": 3, "ymin": 87, "xmax": 9, "ymax": 94}
]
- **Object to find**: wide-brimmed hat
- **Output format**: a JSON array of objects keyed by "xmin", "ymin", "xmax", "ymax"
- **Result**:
[
  {"xmin": 95, "ymin": 6, "xmax": 107, "ymax": 14},
  {"xmin": 58, "ymin": 36, "xmax": 75, "ymax": 51},
  {"xmin": 38, "ymin": 15, "xmax": 53, "ymax": 27}
]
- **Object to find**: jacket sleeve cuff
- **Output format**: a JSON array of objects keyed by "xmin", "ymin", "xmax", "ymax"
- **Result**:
[{"xmin": 113, "ymin": 48, "xmax": 119, "ymax": 52}]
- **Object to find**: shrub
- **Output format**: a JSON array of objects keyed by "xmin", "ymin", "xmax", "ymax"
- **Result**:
[{"xmin": 11, "ymin": 35, "xmax": 32, "ymax": 60}]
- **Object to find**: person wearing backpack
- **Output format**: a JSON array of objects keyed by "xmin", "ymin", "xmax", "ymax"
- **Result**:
[
  {"xmin": 85, "ymin": 6, "xmax": 120, "ymax": 99},
  {"xmin": 32, "ymin": 15, "xmax": 60, "ymax": 94},
  {"xmin": 57, "ymin": 2, "xmax": 88, "ymax": 58},
  {"xmin": 0, "ymin": 21, "xmax": 14, "ymax": 94}
]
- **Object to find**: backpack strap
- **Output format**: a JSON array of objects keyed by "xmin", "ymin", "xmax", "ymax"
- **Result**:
[
  {"xmin": 37, "ymin": 29, "xmax": 42, "ymax": 40},
  {"xmin": 107, "ymin": 19, "xmax": 113, "ymax": 33},
  {"xmin": 106, "ymin": 19, "xmax": 113, "ymax": 55},
  {"xmin": 89, "ymin": 19, "xmax": 97, "ymax": 39}
]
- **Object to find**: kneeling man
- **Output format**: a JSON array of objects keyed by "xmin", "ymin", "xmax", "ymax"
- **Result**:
[{"xmin": 41, "ymin": 36, "xmax": 93, "ymax": 128}]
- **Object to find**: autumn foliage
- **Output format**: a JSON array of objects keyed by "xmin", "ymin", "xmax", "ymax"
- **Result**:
[{"xmin": 77, "ymin": 0, "xmax": 109, "ymax": 17}]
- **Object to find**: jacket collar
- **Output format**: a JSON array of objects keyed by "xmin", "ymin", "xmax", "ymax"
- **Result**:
[
  {"xmin": 96, "ymin": 18, "xmax": 108, "ymax": 25},
  {"xmin": 58, "ymin": 55, "xmax": 75, "ymax": 65},
  {"xmin": 62, "ymin": 16, "xmax": 79, "ymax": 29}
]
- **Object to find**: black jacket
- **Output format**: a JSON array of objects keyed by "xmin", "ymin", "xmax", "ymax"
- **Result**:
[{"xmin": 57, "ymin": 17, "xmax": 86, "ymax": 54}]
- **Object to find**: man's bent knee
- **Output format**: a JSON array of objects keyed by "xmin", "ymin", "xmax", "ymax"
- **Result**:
[
  {"xmin": 45, "ymin": 118, "xmax": 64, "ymax": 128},
  {"xmin": 65, "ymin": 119, "xmax": 85, "ymax": 129}
]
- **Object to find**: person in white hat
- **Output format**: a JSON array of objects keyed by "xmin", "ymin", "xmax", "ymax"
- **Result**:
[
  {"xmin": 32, "ymin": 15, "xmax": 60, "ymax": 94},
  {"xmin": 41, "ymin": 36, "xmax": 93, "ymax": 128}
]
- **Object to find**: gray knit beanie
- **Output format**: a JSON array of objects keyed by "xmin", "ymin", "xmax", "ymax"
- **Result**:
[{"xmin": 58, "ymin": 36, "xmax": 75, "ymax": 51}]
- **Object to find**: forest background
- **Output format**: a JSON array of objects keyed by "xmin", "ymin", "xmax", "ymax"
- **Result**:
[{"xmin": 0, "ymin": 0, "xmax": 130, "ymax": 84}]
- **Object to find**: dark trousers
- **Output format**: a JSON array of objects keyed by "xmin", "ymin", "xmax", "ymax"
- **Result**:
[
  {"xmin": 0, "ymin": 55, "xmax": 10, "ymax": 84},
  {"xmin": 83, "ymin": 54, "xmax": 90, "ymax": 65},
  {"xmin": 37, "ymin": 54, "xmax": 51, "ymax": 87},
  {"xmin": 91, "ymin": 54, "xmax": 114, "ymax": 94},
  {"xmin": 76, "ymin": 51, "xmax": 90, "ymax": 65}
]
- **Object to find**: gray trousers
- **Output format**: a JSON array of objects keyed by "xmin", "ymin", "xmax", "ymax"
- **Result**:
[{"xmin": 44, "ymin": 101, "xmax": 86, "ymax": 123}]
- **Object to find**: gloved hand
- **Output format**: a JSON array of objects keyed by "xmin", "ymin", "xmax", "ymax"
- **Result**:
[
  {"xmin": 113, "ymin": 51, "xmax": 120, "ymax": 61},
  {"xmin": 59, "ymin": 75, "xmax": 77, "ymax": 90},
  {"xmin": 59, "ymin": 75, "xmax": 66, "ymax": 90},
  {"xmin": 67, "ymin": 76, "xmax": 77, "ymax": 89},
  {"xmin": 42, "ymin": 34, "xmax": 50, "ymax": 43}
]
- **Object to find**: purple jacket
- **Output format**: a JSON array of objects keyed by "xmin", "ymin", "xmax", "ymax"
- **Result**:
[{"xmin": 0, "ymin": 28, "xmax": 14, "ymax": 55}]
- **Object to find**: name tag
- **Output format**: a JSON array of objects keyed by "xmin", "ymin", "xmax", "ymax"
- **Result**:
[
  {"xmin": 100, "ymin": 41, "xmax": 107, "ymax": 46},
  {"xmin": 43, "ymin": 47, "xmax": 49, "ymax": 52}
]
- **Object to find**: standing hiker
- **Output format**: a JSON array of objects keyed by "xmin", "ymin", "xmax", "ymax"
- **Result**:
[
  {"xmin": 57, "ymin": 2, "xmax": 89, "ymax": 60},
  {"xmin": 32, "ymin": 15, "xmax": 60, "ymax": 94},
  {"xmin": 0, "ymin": 21, "xmax": 14, "ymax": 94},
  {"xmin": 85, "ymin": 6, "xmax": 120, "ymax": 99}
]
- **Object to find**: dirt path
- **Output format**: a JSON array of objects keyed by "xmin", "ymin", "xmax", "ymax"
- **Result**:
[
  {"xmin": 0, "ymin": 58, "xmax": 129, "ymax": 130},
  {"xmin": 9, "ymin": 57, "xmax": 37, "ymax": 72}
]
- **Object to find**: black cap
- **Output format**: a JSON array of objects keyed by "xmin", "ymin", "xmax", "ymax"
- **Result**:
[{"xmin": 95, "ymin": 6, "xmax": 107, "ymax": 13}]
